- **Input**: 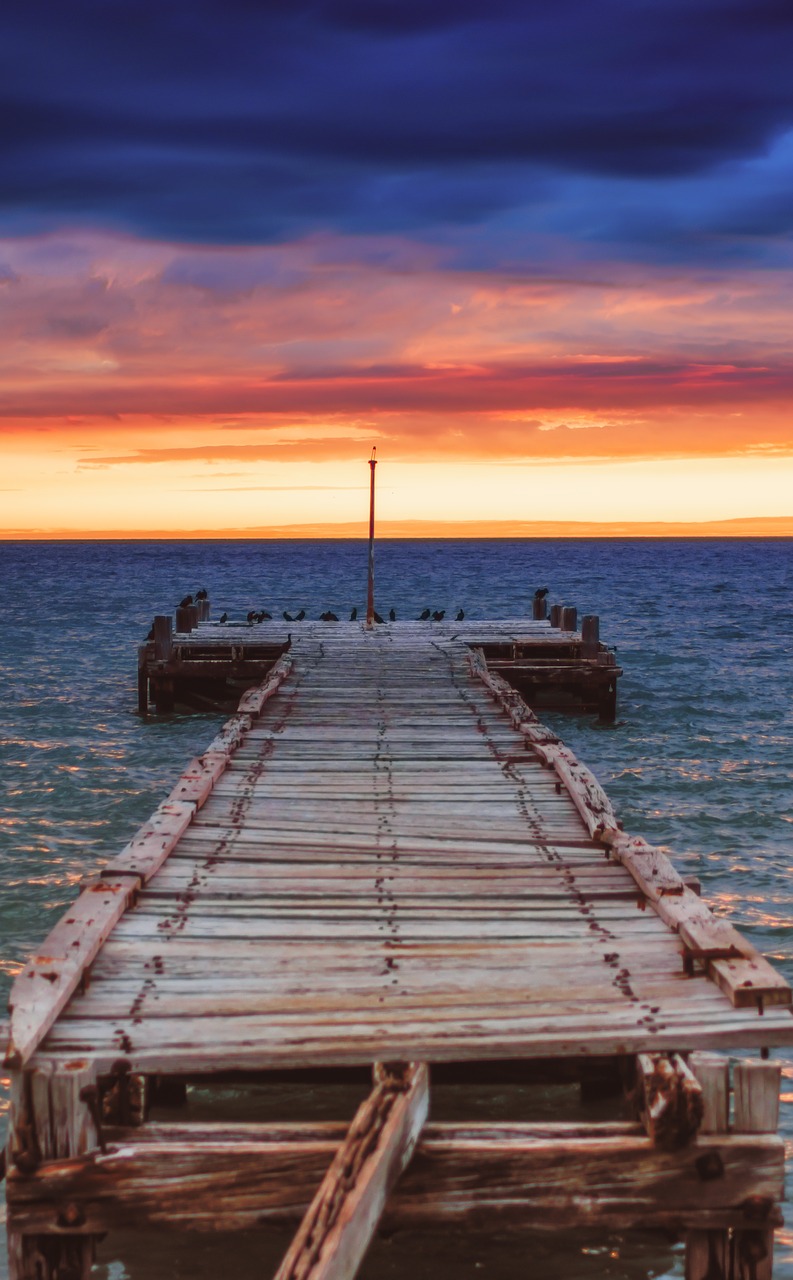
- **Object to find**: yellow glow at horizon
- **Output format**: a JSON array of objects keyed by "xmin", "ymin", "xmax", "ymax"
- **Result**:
[{"xmin": 3, "ymin": 442, "xmax": 793, "ymax": 532}]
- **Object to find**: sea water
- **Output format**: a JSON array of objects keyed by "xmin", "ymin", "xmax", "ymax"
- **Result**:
[{"xmin": 0, "ymin": 537, "xmax": 791, "ymax": 1279}]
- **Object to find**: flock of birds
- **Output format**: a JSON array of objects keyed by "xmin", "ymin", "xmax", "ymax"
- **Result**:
[
  {"xmin": 167, "ymin": 592, "xmax": 466, "ymax": 628},
  {"xmin": 146, "ymin": 585, "xmax": 552, "ymax": 639},
  {"xmin": 160, "ymin": 586, "xmax": 551, "ymax": 635},
  {"xmin": 235, "ymin": 606, "xmax": 464, "ymax": 624}
]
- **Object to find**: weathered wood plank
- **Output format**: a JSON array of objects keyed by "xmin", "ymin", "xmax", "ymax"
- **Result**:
[
  {"xmin": 5, "ymin": 879, "xmax": 138, "ymax": 1069},
  {"xmin": 6, "ymin": 1127, "xmax": 783, "ymax": 1235},
  {"xmin": 274, "ymin": 1063, "xmax": 428, "ymax": 1280}
]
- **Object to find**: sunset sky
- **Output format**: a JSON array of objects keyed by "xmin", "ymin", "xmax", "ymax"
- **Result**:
[{"xmin": 3, "ymin": 1, "xmax": 793, "ymax": 534}]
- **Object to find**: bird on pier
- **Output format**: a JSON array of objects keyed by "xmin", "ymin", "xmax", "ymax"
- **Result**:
[
  {"xmin": 389, "ymin": 608, "xmax": 396, "ymax": 622},
  {"xmin": 179, "ymin": 594, "xmax": 193, "ymax": 608},
  {"xmin": 283, "ymin": 610, "xmax": 294, "ymax": 621},
  {"xmin": 258, "ymin": 610, "xmax": 272, "ymax": 621},
  {"xmin": 373, "ymin": 611, "xmax": 385, "ymax": 624},
  {"xmin": 432, "ymin": 609, "xmax": 445, "ymax": 622},
  {"xmin": 418, "ymin": 608, "xmax": 431, "ymax": 621},
  {"xmin": 219, "ymin": 612, "xmax": 228, "ymax": 624},
  {"xmin": 320, "ymin": 610, "xmax": 339, "ymax": 622},
  {"xmin": 246, "ymin": 610, "xmax": 257, "ymax": 623},
  {"xmin": 196, "ymin": 588, "xmax": 208, "ymax": 601},
  {"xmin": 456, "ymin": 608, "xmax": 465, "ymax": 621},
  {"xmin": 534, "ymin": 587, "xmax": 549, "ymax": 600},
  {"xmin": 350, "ymin": 607, "xmax": 358, "ymax": 621},
  {"xmin": 295, "ymin": 609, "xmax": 306, "ymax": 621}
]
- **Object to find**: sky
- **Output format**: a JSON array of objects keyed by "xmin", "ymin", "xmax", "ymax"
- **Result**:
[{"xmin": 3, "ymin": 0, "xmax": 793, "ymax": 534}]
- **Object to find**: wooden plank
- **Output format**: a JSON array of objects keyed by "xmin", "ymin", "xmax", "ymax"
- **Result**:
[
  {"xmin": 30, "ymin": 1005, "xmax": 793, "ymax": 1075},
  {"xmin": 274, "ymin": 1063, "xmax": 428, "ymax": 1280},
  {"xmin": 6, "ymin": 1126, "xmax": 783, "ymax": 1235},
  {"xmin": 4, "ymin": 878, "xmax": 138, "ymax": 1070},
  {"xmin": 733, "ymin": 1061, "xmax": 782, "ymax": 1134},
  {"xmin": 236, "ymin": 653, "xmax": 294, "ymax": 715},
  {"xmin": 688, "ymin": 1052, "xmax": 730, "ymax": 1134},
  {"xmin": 102, "ymin": 800, "xmax": 196, "ymax": 883},
  {"xmin": 606, "ymin": 840, "xmax": 792, "ymax": 1010}
]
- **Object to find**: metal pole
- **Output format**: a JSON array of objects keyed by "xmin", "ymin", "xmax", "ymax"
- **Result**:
[{"xmin": 366, "ymin": 448, "xmax": 377, "ymax": 628}]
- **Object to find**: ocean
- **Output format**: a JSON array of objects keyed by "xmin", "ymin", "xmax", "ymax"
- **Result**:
[{"xmin": 0, "ymin": 536, "xmax": 791, "ymax": 1279}]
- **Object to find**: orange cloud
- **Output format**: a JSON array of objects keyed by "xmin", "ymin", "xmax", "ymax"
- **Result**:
[{"xmin": 2, "ymin": 230, "xmax": 793, "ymax": 530}]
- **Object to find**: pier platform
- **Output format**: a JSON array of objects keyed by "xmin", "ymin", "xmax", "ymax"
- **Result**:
[{"xmin": 4, "ymin": 617, "xmax": 791, "ymax": 1279}]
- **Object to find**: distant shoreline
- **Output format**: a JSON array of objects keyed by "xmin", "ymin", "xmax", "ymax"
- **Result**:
[{"xmin": 1, "ymin": 517, "xmax": 792, "ymax": 540}]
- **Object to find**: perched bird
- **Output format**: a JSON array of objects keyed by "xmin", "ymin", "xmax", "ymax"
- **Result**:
[
  {"xmin": 350, "ymin": 607, "xmax": 358, "ymax": 621},
  {"xmin": 418, "ymin": 608, "xmax": 431, "ymax": 621},
  {"xmin": 295, "ymin": 609, "xmax": 306, "ymax": 621},
  {"xmin": 373, "ymin": 611, "xmax": 385, "ymax": 624},
  {"xmin": 196, "ymin": 588, "xmax": 208, "ymax": 601},
  {"xmin": 219, "ymin": 612, "xmax": 228, "ymax": 624},
  {"xmin": 283, "ymin": 610, "xmax": 294, "ymax": 621},
  {"xmin": 388, "ymin": 608, "xmax": 396, "ymax": 622},
  {"xmin": 259, "ymin": 609, "xmax": 272, "ymax": 620},
  {"xmin": 432, "ymin": 609, "xmax": 445, "ymax": 621},
  {"xmin": 534, "ymin": 587, "xmax": 549, "ymax": 599},
  {"xmin": 246, "ymin": 610, "xmax": 257, "ymax": 623},
  {"xmin": 320, "ymin": 610, "xmax": 339, "ymax": 622},
  {"xmin": 456, "ymin": 608, "xmax": 465, "ymax": 621},
  {"xmin": 179, "ymin": 594, "xmax": 193, "ymax": 608}
]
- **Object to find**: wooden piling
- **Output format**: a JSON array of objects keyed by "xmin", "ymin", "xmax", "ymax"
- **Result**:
[
  {"xmin": 549, "ymin": 604, "xmax": 562, "ymax": 627},
  {"xmin": 175, "ymin": 606, "xmax": 192, "ymax": 633},
  {"xmin": 136, "ymin": 646, "xmax": 149, "ymax": 716},
  {"xmin": 561, "ymin": 606, "xmax": 577, "ymax": 632},
  {"xmin": 581, "ymin": 614, "xmax": 600, "ymax": 653},
  {"xmin": 532, "ymin": 596, "xmax": 547, "ymax": 620},
  {"xmin": 686, "ymin": 1055, "xmax": 781, "ymax": 1280},
  {"xmin": 153, "ymin": 615, "xmax": 173, "ymax": 661},
  {"xmin": 7, "ymin": 1061, "xmax": 98, "ymax": 1279}
]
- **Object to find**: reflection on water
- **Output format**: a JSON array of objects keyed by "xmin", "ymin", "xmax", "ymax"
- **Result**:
[{"xmin": 0, "ymin": 537, "xmax": 791, "ymax": 1278}]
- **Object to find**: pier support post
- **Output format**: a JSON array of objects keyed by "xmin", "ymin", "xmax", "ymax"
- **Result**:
[
  {"xmin": 175, "ymin": 605, "xmax": 193, "ymax": 633},
  {"xmin": 581, "ymin": 614, "xmax": 600, "ymax": 654},
  {"xmin": 732, "ymin": 1059, "xmax": 781, "ymax": 1280},
  {"xmin": 7, "ymin": 1062, "xmax": 99, "ymax": 1280},
  {"xmin": 561, "ymin": 606, "xmax": 577, "ymax": 632},
  {"xmin": 685, "ymin": 1053, "xmax": 730, "ymax": 1280},
  {"xmin": 153, "ymin": 615, "xmax": 173, "ymax": 661},
  {"xmin": 685, "ymin": 1055, "xmax": 780, "ymax": 1280},
  {"xmin": 549, "ymin": 604, "xmax": 562, "ymax": 627},
  {"xmin": 153, "ymin": 676, "xmax": 175, "ymax": 714},
  {"xmin": 532, "ymin": 596, "xmax": 547, "ymax": 620},
  {"xmin": 598, "ymin": 678, "xmax": 618, "ymax": 724},
  {"xmin": 137, "ymin": 644, "xmax": 149, "ymax": 715}
]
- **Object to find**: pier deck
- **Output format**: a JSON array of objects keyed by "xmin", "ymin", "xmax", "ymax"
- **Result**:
[{"xmin": 5, "ymin": 619, "xmax": 792, "ymax": 1279}]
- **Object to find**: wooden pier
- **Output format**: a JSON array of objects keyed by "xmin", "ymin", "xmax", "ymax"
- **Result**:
[
  {"xmin": 136, "ymin": 600, "xmax": 621, "ymax": 720},
  {"xmin": 4, "ymin": 613, "xmax": 792, "ymax": 1279}
]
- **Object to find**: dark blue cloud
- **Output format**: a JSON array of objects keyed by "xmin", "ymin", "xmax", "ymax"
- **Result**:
[{"xmin": 2, "ymin": 0, "xmax": 793, "ymax": 254}]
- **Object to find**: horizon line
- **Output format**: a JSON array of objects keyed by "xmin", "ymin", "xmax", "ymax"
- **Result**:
[{"xmin": 1, "ymin": 515, "xmax": 793, "ymax": 540}]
